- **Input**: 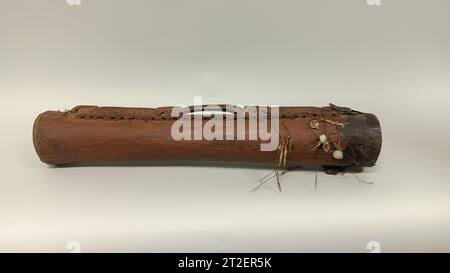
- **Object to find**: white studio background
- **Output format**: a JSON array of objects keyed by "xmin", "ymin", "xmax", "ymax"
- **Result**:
[{"xmin": 1, "ymin": 0, "xmax": 450, "ymax": 252}]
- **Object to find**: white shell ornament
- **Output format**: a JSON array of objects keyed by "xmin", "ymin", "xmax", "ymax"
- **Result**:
[
  {"xmin": 333, "ymin": 150, "xmax": 344, "ymax": 160},
  {"xmin": 319, "ymin": 134, "xmax": 327, "ymax": 144}
]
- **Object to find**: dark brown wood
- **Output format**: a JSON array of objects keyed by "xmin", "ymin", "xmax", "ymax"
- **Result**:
[{"xmin": 33, "ymin": 104, "xmax": 382, "ymax": 168}]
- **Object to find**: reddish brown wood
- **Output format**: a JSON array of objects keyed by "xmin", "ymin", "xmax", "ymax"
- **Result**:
[{"xmin": 33, "ymin": 104, "xmax": 382, "ymax": 168}]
